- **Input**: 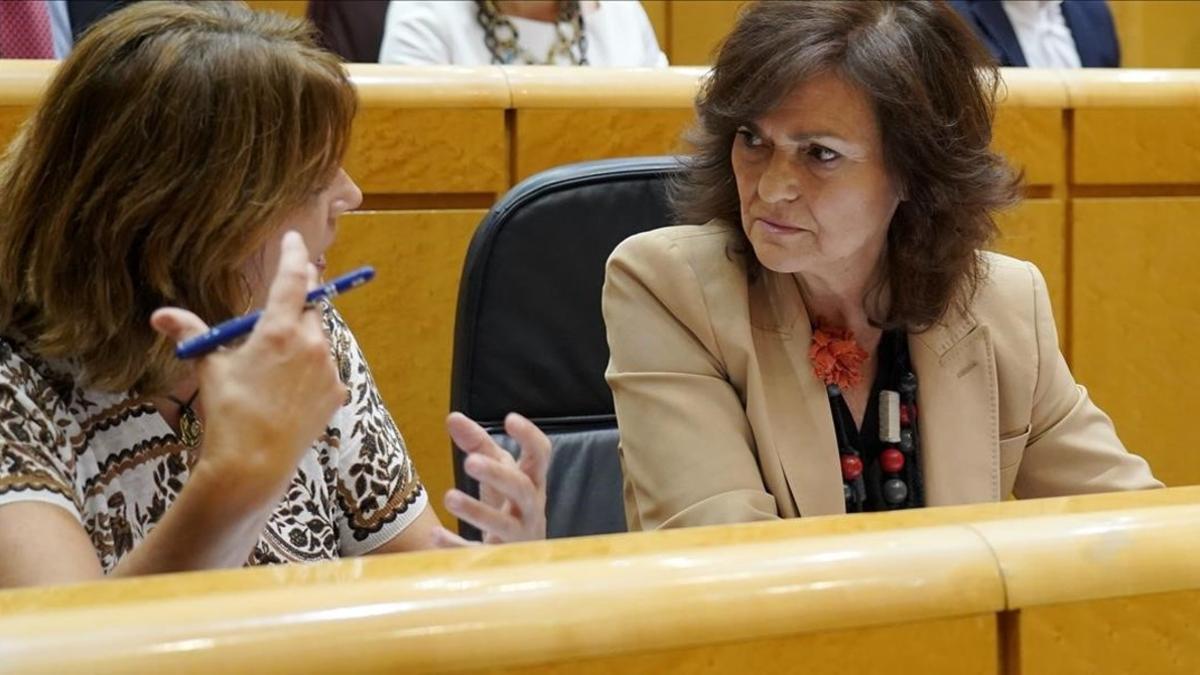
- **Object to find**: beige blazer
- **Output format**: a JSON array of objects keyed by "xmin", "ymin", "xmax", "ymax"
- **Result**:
[{"xmin": 603, "ymin": 222, "xmax": 1161, "ymax": 531}]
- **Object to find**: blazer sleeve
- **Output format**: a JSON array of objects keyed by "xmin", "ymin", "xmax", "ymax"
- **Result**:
[
  {"xmin": 1014, "ymin": 263, "xmax": 1162, "ymax": 497},
  {"xmin": 378, "ymin": 1, "xmax": 453, "ymax": 65},
  {"xmin": 603, "ymin": 231, "xmax": 779, "ymax": 530}
]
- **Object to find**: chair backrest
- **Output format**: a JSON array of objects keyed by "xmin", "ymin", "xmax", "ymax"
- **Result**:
[{"xmin": 450, "ymin": 156, "xmax": 682, "ymax": 539}]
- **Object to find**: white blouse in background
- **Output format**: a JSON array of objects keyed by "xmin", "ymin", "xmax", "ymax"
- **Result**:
[
  {"xmin": 379, "ymin": 0, "xmax": 668, "ymax": 67},
  {"xmin": 1001, "ymin": 0, "xmax": 1082, "ymax": 68}
]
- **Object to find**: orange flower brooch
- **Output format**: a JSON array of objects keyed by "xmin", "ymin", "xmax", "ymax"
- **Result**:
[{"xmin": 809, "ymin": 323, "xmax": 869, "ymax": 390}]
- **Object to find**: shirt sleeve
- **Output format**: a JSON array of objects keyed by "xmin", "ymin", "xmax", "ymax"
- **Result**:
[
  {"xmin": 0, "ymin": 348, "xmax": 82, "ymax": 522},
  {"xmin": 629, "ymin": 1, "xmax": 669, "ymax": 67},
  {"xmin": 321, "ymin": 307, "xmax": 428, "ymax": 556},
  {"xmin": 378, "ymin": 0, "xmax": 454, "ymax": 64}
]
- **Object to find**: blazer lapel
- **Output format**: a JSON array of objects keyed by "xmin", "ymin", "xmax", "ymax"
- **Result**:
[
  {"xmin": 971, "ymin": 1, "xmax": 1028, "ymax": 67},
  {"xmin": 748, "ymin": 272, "xmax": 845, "ymax": 518},
  {"xmin": 1061, "ymin": 0, "xmax": 1118, "ymax": 68},
  {"xmin": 909, "ymin": 313, "xmax": 1001, "ymax": 505}
]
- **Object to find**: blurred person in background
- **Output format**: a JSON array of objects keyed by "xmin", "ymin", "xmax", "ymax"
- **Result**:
[
  {"xmin": 379, "ymin": 0, "xmax": 667, "ymax": 66},
  {"xmin": 307, "ymin": 0, "xmax": 390, "ymax": 63},
  {"xmin": 0, "ymin": 0, "xmax": 130, "ymax": 58},
  {"xmin": 949, "ymin": 0, "xmax": 1120, "ymax": 67}
]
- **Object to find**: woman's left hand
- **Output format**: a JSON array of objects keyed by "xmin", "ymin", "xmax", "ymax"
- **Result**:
[{"xmin": 431, "ymin": 412, "xmax": 550, "ymax": 547}]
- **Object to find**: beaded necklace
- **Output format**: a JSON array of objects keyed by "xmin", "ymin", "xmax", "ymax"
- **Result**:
[
  {"xmin": 810, "ymin": 326, "xmax": 925, "ymax": 512},
  {"xmin": 475, "ymin": 0, "xmax": 588, "ymax": 65}
]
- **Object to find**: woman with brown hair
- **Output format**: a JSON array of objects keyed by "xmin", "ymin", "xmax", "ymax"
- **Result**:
[
  {"xmin": 603, "ymin": 0, "xmax": 1160, "ymax": 530},
  {"xmin": 0, "ymin": 1, "xmax": 547, "ymax": 587}
]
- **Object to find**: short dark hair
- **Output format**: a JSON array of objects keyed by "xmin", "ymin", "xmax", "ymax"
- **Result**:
[{"xmin": 671, "ymin": 0, "xmax": 1021, "ymax": 331}]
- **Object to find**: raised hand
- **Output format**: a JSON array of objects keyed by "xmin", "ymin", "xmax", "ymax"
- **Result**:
[
  {"xmin": 150, "ymin": 231, "xmax": 346, "ymax": 499},
  {"xmin": 432, "ymin": 412, "xmax": 551, "ymax": 546}
]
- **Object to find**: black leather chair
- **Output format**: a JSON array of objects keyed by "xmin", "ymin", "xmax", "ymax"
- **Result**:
[{"xmin": 450, "ymin": 156, "xmax": 682, "ymax": 540}]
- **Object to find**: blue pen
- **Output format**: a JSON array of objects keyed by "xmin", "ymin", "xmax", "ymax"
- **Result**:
[{"xmin": 175, "ymin": 266, "xmax": 375, "ymax": 359}]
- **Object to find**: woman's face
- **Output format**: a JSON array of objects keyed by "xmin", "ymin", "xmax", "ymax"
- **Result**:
[
  {"xmin": 250, "ymin": 167, "xmax": 363, "ymax": 307},
  {"xmin": 731, "ymin": 71, "xmax": 901, "ymax": 281}
]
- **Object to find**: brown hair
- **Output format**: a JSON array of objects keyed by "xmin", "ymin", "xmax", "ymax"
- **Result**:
[
  {"xmin": 0, "ymin": 1, "xmax": 356, "ymax": 393},
  {"xmin": 672, "ymin": 0, "xmax": 1021, "ymax": 331}
]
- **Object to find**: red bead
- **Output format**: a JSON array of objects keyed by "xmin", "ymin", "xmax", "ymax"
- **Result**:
[
  {"xmin": 840, "ymin": 454, "xmax": 863, "ymax": 481},
  {"xmin": 881, "ymin": 448, "xmax": 905, "ymax": 473},
  {"xmin": 900, "ymin": 405, "xmax": 912, "ymax": 426}
]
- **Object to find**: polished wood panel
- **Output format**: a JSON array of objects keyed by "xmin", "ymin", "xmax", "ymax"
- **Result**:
[
  {"xmin": 503, "ymin": 66, "xmax": 704, "ymax": 106},
  {"xmin": 993, "ymin": 108, "xmax": 1065, "ymax": 188},
  {"xmin": 5, "ymin": 486, "xmax": 1197, "ymax": 616},
  {"xmin": 348, "ymin": 108, "xmax": 509, "ymax": 197},
  {"xmin": 7, "ymin": 499, "xmax": 1200, "ymax": 673},
  {"xmin": 514, "ymin": 108, "xmax": 693, "ymax": 180},
  {"xmin": 0, "ymin": 105, "xmax": 29, "ymax": 146},
  {"xmin": 641, "ymin": 0, "xmax": 669, "ymax": 55},
  {"xmin": 244, "ymin": 0, "xmax": 307, "ymax": 19},
  {"xmin": 325, "ymin": 210, "xmax": 485, "ymax": 522},
  {"xmin": 0, "ymin": 524, "xmax": 1006, "ymax": 672},
  {"xmin": 1071, "ymin": 198, "xmax": 1200, "ymax": 487},
  {"xmin": 1017, "ymin": 591, "xmax": 1200, "ymax": 675},
  {"xmin": 992, "ymin": 199, "xmax": 1067, "ymax": 343},
  {"xmin": 1074, "ymin": 109, "xmax": 1200, "ymax": 185},
  {"xmin": 510, "ymin": 614, "xmax": 998, "ymax": 675},
  {"xmin": 667, "ymin": 0, "xmax": 746, "ymax": 65},
  {"xmin": 1111, "ymin": 1, "xmax": 1200, "ymax": 69},
  {"xmin": 973, "ymin": 504, "xmax": 1200, "ymax": 608}
]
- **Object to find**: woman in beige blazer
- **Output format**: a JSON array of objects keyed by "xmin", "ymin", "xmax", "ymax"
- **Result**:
[{"xmin": 603, "ymin": 1, "xmax": 1159, "ymax": 531}]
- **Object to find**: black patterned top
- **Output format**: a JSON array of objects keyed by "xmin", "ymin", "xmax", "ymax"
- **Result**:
[{"xmin": 0, "ymin": 306, "xmax": 427, "ymax": 572}]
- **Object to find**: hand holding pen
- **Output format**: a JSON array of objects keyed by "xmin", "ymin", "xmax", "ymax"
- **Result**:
[
  {"xmin": 148, "ymin": 231, "xmax": 358, "ymax": 497},
  {"xmin": 175, "ymin": 265, "xmax": 374, "ymax": 359}
]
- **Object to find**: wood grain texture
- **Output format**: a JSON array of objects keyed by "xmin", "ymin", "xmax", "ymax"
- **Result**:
[
  {"xmin": 1018, "ymin": 591, "xmax": 1200, "ymax": 675},
  {"xmin": 514, "ymin": 108, "xmax": 694, "ymax": 180},
  {"xmin": 1074, "ymin": 108, "xmax": 1200, "ymax": 184},
  {"xmin": 6, "ymin": 486, "xmax": 1198, "ymax": 616},
  {"xmin": 992, "ymin": 199, "xmax": 1067, "ymax": 349},
  {"xmin": 324, "ymin": 209, "xmax": 485, "ymax": 524},
  {"xmin": 508, "ymin": 614, "xmax": 998, "ymax": 675},
  {"xmin": 1071, "ymin": 197, "xmax": 1200, "ymax": 487},
  {"xmin": 0, "ymin": 526, "xmax": 1006, "ymax": 673},
  {"xmin": 347, "ymin": 108, "xmax": 508, "ymax": 196},
  {"xmin": 993, "ymin": 107, "xmax": 1065, "ymax": 188}
]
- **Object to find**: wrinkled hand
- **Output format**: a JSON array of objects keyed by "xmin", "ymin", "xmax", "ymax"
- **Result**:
[
  {"xmin": 150, "ymin": 231, "xmax": 346, "ymax": 497},
  {"xmin": 431, "ymin": 412, "xmax": 550, "ymax": 547}
]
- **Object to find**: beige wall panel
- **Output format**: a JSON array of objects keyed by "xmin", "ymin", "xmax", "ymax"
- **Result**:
[
  {"xmin": 1074, "ymin": 109, "xmax": 1200, "ymax": 184},
  {"xmin": 509, "ymin": 614, "xmax": 997, "ymax": 675},
  {"xmin": 324, "ymin": 209, "xmax": 483, "ymax": 522},
  {"xmin": 668, "ymin": 0, "xmax": 746, "ymax": 65},
  {"xmin": 1072, "ymin": 198, "xmax": 1200, "ymax": 487},
  {"xmin": 992, "ymin": 107, "xmax": 1064, "ymax": 187},
  {"xmin": 514, "ymin": 108, "xmax": 694, "ymax": 181},
  {"xmin": 1018, "ymin": 591, "xmax": 1200, "ymax": 675},
  {"xmin": 347, "ymin": 108, "xmax": 508, "ymax": 196},
  {"xmin": 992, "ymin": 199, "xmax": 1067, "ymax": 346}
]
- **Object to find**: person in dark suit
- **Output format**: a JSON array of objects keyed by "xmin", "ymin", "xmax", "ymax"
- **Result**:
[
  {"xmin": 0, "ymin": 0, "xmax": 127, "ymax": 58},
  {"xmin": 67, "ymin": 1, "xmax": 133, "ymax": 40},
  {"xmin": 948, "ymin": 0, "xmax": 1119, "ymax": 68},
  {"xmin": 306, "ymin": 0, "xmax": 391, "ymax": 63}
]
